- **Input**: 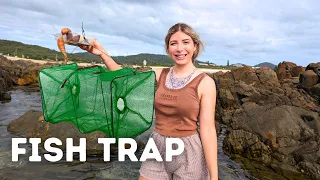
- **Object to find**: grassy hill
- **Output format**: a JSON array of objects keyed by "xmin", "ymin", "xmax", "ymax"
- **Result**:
[
  {"xmin": 0, "ymin": 39, "xmax": 86, "ymax": 62},
  {"xmin": 74, "ymin": 52, "xmax": 175, "ymax": 66},
  {"xmin": 0, "ymin": 39, "xmax": 175, "ymax": 65}
]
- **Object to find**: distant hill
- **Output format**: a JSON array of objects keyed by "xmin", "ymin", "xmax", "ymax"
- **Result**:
[
  {"xmin": 0, "ymin": 39, "xmax": 88, "ymax": 62},
  {"xmin": 0, "ymin": 39, "xmax": 173, "ymax": 65},
  {"xmin": 254, "ymin": 62, "xmax": 276, "ymax": 69},
  {"xmin": 230, "ymin": 63, "xmax": 247, "ymax": 67},
  {"xmin": 74, "ymin": 52, "xmax": 175, "ymax": 66},
  {"xmin": 0, "ymin": 39, "xmax": 210, "ymax": 66}
]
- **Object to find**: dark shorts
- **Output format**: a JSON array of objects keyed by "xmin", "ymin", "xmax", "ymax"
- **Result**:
[{"xmin": 139, "ymin": 132, "xmax": 210, "ymax": 180}]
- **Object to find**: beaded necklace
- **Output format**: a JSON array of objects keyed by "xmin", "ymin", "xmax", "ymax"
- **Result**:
[{"xmin": 166, "ymin": 68, "xmax": 196, "ymax": 89}]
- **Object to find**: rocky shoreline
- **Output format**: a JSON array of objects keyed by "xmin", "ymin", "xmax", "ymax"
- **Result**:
[
  {"xmin": 213, "ymin": 62, "xmax": 320, "ymax": 179},
  {"xmin": 1, "ymin": 55, "xmax": 320, "ymax": 179},
  {"xmin": 0, "ymin": 56, "xmax": 56, "ymax": 101}
]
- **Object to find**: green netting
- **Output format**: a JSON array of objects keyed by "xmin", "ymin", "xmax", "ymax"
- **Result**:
[{"xmin": 39, "ymin": 63, "xmax": 155, "ymax": 139}]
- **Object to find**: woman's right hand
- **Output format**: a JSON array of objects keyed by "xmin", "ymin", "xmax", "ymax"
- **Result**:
[
  {"xmin": 79, "ymin": 40, "xmax": 109, "ymax": 57},
  {"xmin": 80, "ymin": 39, "xmax": 121, "ymax": 71}
]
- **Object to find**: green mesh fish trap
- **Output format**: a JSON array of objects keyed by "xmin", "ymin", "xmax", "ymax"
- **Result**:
[{"xmin": 39, "ymin": 63, "xmax": 155, "ymax": 139}]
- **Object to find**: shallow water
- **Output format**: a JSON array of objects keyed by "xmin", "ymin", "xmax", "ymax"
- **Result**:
[{"xmin": 0, "ymin": 88, "xmax": 248, "ymax": 180}]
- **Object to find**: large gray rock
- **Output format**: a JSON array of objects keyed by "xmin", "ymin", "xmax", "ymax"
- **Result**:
[
  {"xmin": 310, "ymin": 84, "xmax": 320, "ymax": 105},
  {"xmin": 0, "ymin": 69, "xmax": 12, "ymax": 101},
  {"xmin": 231, "ymin": 66, "xmax": 259, "ymax": 85},
  {"xmin": 0, "ymin": 57, "xmax": 14, "ymax": 101},
  {"xmin": 306, "ymin": 62, "xmax": 320, "ymax": 77},
  {"xmin": 291, "ymin": 66, "xmax": 305, "ymax": 77},
  {"xmin": 0, "ymin": 56, "xmax": 57, "ymax": 101},
  {"xmin": 214, "ymin": 62, "xmax": 320, "ymax": 179},
  {"xmin": 276, "ymin": 61, "xmax": 297, "ymax": 81},
  {"xmin": 7, "ymin": 110, "xmax": 147, "ymax": 155},
  {"xmin": 0, "ymin": 91, "xmax": 11, "ymax": 101},
  {"xmin": 255, "ymin": 67, "xmax": 280, "ymax": 87},
  {"xmin": 223, "ymin": 129, "xmax": 272, "ymax": 164},
  {"xmin": 224, "ymin": 104, "xmax": 320, "ymax": 179},
  {"xmin": 300, "ymin": 70, "xmax": 319, "ymax": 89}
]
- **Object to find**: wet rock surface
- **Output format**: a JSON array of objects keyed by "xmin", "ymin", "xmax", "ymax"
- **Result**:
[{"xmin": 214, "ymin": 62, "xmax": 320, "ymax": 179}]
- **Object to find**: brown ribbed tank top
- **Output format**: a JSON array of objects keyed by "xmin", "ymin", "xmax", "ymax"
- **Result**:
[{"xmin": 154, "ymin": 68, "xmax": 207, "ymax": 137}]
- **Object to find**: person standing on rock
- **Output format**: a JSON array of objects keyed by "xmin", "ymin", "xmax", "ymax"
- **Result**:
[{"xmin": 80, "ymin": 23, "xmax": 218, "ymax": 180}]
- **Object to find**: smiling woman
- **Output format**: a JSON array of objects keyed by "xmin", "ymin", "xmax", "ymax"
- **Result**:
[
  {"xmin": 165, "ymin": 23, "xmax": 204, "ymax": 65},
  {"xmin": 79, "ymin": 22, "xmax": 218, "ymax": 180}
]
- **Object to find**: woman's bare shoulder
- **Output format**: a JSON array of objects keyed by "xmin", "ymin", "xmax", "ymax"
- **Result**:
[{"xmin": 199, "ymin": 74, "xmax": 216, "ymax": 94}]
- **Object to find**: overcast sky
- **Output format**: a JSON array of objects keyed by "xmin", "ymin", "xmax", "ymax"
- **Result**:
[{"xmin": 0, "ymin": 0, "xmax": 319, "ymax": 66}]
